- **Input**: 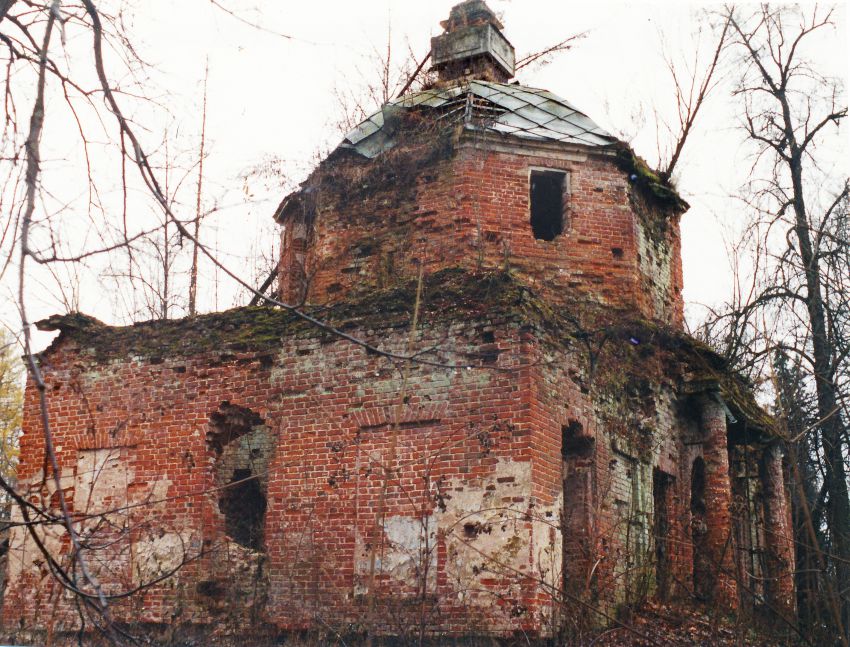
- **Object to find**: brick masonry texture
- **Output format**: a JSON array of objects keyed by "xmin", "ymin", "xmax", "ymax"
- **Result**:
[
  {"xmin": 3, "ymin": 120, "xmax": 795, "ymax": 642},
  {"xmin": 5, "ymin": 315, "xmax": 562, "ymax": 637},
  {"xmin": 280, "ymin": 130, "xmax": 683, "ymax": 328}
]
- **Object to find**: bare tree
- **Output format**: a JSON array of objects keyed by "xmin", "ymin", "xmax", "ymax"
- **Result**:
[
  {"xmin": 1, "ymin": 2, "xmax": 277, "ymax": 641},
  {"xmin": 189, "ymin": 62, "xmax": 209, "ymax": 317},
  {"xmin": 701, "ymin": 5, "xmax": 849, "ymax": 642},
  {"xmin": 657, "ymin": 14, "xmax": 730, "ymax": 182}
]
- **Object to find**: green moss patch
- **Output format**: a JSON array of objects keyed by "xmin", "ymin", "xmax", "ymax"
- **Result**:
[
  {"xmin": 37, "ymin": 267, "xmax": 771, "ymax": 435},
  {"xmin": 35, "ymin": 269, "xmax": 529, "ymax": 363},
  {"xmin": 612, "ymin": 143, "xmax": 689, "ymax": 214}
]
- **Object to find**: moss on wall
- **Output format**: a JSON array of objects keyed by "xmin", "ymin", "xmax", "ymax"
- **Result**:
[
  {"xmin": 611, "ymin": 143, "xmax": 689, "ymax": 215},
  {"xmin": 36, "ymin": 268, "xmax": 772, "ymax": 435}
]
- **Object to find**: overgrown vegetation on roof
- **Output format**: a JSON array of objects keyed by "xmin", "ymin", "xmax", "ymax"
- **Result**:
[
  {"xmin": 37, "ymin": 267, "xmax": 770, "ymax": 433},
  {"xmin": 612, "ymin": 143, "xmax": 689, "ymax": 213}
]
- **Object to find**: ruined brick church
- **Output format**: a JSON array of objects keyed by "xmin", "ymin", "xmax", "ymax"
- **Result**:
[{"xmin": 3, "ymin": 1, "xmax": 795, "ymax": 642}]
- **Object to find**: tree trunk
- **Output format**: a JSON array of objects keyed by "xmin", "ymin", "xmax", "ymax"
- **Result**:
[
  {"xmin": 0, "ymin": 0, "xmax": 16, "ymax": 23},
  {"xmin": 787, "ymin": 140, "xmax": 850, "ymax": 630}
]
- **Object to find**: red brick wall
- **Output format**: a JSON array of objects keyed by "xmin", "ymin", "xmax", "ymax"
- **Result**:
[
  {"xmin": 512, "ymin": 331, "xmax": 701, "ymax": 622},
  {"xmin": 3, "ymin": 312, "xmax": 795, "ymax": 641},
  {"xmin": 762, "ymin": 445, "xmax": 796, "ymax": 615},
  {"xmin": 280, "ymin": 135, "xmax": 684, "ymax": 327},
  {"xmin": 3, "ymin": 318, "xmax": 570, "ymax": 638}
]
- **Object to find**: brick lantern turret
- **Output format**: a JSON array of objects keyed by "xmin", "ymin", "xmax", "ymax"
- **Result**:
[{"xmin": 430, "ymin": 0, "xmax": 515, "ymax": 84}]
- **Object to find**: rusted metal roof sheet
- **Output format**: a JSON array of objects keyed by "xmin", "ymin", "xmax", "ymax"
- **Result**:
[{"xmin": 341, "ymin": 80, "xmax": 616, "ymax": 157}]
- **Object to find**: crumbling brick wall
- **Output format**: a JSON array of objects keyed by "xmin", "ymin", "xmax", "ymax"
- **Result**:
[
  {"xmin": 533, "ymin": 337, "xmax": 695, "ymax": 622},
  {"xmin": 2, "ymin": 293, "xmax": 579, "ymax": 640},
  {"xmin": 524, "ymin": 311, "xmax": 795, "ymax": 629},
  {"xmin": 279, "ymin": 128, "xmax": 685, "ymax": 327},
  {"xmin": 4, "ymin": 274, "xmax": 791, "ymax": 645}
]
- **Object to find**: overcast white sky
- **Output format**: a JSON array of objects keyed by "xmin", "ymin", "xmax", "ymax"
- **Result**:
[{"xmin": 3, "ymin": 1, "xmax": 849, "ymax": 350}]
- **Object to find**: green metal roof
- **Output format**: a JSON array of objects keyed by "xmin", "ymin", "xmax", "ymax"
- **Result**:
[{"xmin": 341, "ymin": 80, "xmax": 617, "ymax": 158}]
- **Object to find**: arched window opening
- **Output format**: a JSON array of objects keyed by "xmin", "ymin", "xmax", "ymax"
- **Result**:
[
  {"xmin": 220, "ymin": 468, "xmax": 267, "ymax": 550},
  {"xmin": 561, "ymin": 420, "xmax": 594, "ymax": 599}
]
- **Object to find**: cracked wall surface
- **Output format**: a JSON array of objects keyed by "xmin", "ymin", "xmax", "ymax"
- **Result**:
[
  {"xmin": 3, "ymin": 296, "xmax": 793, "ymax": 643},
  {"xmin": 3, "ymin": 109, "xmax": 792, "ymax": 642},
  {"xmin": 279, "ymin": 130, "xmax": 685, "ymax": 327}
]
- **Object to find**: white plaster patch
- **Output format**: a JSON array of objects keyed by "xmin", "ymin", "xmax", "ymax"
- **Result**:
[
  {"xmin": 5, "ymin": 449, "xmax": 180, "ymax": 600},
  {"xmin": 133, "ymin": 530, "xmax": 194, "ymax": 584},
  {"xmin": 533, "ymin": 490, "xmax": 564, "ymax": 598},
  {"xmin": 382, "ymin": 514, "xmax": 437, "ymax": 582},
  {"xmin": 74, "ymin": 448, "xmax": 129, "ymax": 516},
  {"xmin": 5, "ymin": 469, "xmax": 75, "ymax": 583},
  {"xmin": 441, "ymin": 458, "xmax": 533, "ymax": 607},
  {"xmin": 353, "ymin": 514, "xmax": 437, "ymax": 595},
  {"xmin": 5, "ymin": 499, "xmax": 66, "ymax": 581}
]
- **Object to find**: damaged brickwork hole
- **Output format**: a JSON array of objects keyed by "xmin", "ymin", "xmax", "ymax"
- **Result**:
[
  {"xmin": 208, "ymin": 403, "xmax": 273, "ymax": 551},
  {"xmin": 561, "ymin": 420, "xmax": 593, "ymax": 456},
  {"xmin": 463, "ymin": 521, "xmax": 490, "ymax": 538}
]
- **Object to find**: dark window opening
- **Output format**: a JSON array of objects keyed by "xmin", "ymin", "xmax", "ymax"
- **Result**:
[
  {"xmin": 463, "ymin": 522, "xmax": 487, "ymax": 539},
  {"xmin": 653, "ymin": 468, "xmax": 673, "ymax": 600},
  {"xmin": 561, "ymin": 418, "xmax": 594, "ymax": 600},
  {"xmin": 690, "ymin": 457, "xmax": 709, "ymax": 600},
  {"xmin": 220, "ymin": 469, "xmax": 267, "ymax": 550},
  {"xmin": 530, "ymin": 170, "xmax": 566, "ymax": 241},
  {"xmin": 690, "ymin": 457, "xmax": 706, "ymax": 516},
  {"xmin": 561, "ymin": 420, "xmax": 593, "ymax": 457}
]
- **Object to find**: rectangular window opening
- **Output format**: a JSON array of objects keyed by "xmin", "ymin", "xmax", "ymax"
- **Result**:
[{"xmin": 530, "ymin": 170, "xmax": 566, "ymax": 241}]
